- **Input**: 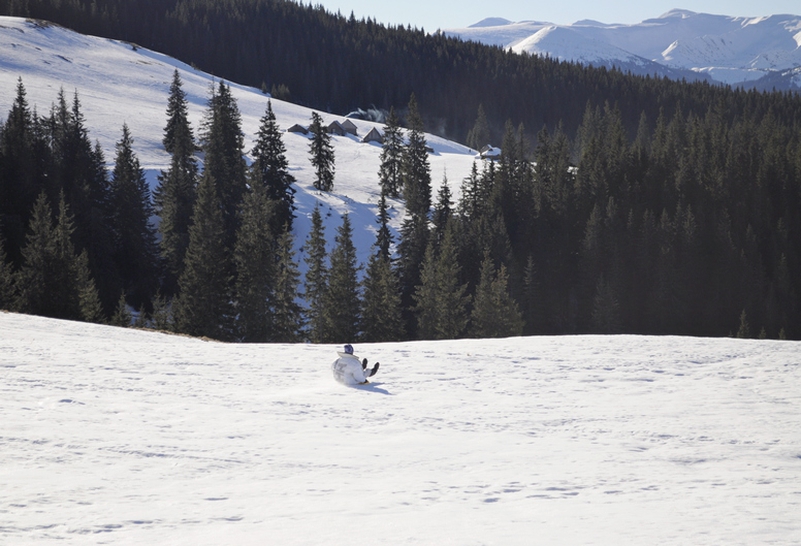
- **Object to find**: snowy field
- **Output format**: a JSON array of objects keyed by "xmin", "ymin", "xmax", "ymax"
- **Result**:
[{"xmin": 1, "ymin": 311, "xmax": 800, "ymax": 545}]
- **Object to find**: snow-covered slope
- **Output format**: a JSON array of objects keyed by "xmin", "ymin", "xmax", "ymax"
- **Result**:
[
  {"xmin": 2, "ymin": 310, "xmax": 800, "ymax": 544},
  {"xmin": 0, "ymin": 16, "xmax": 477, "ymax": 270},
  {"xmin": 446, "ymin": 9, "xmax": 801, "ymax": 90}
]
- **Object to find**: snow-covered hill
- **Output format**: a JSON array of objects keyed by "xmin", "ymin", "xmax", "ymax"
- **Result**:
[
  {"xmin": 0, "ymin": 16, "xmax": 477, "ymax": 270},
  {"xmin": 2, "ymin": 311, "xmax": 800, "ymax": 544},
  {"xmin": 446, "ymin": 9, "xmax": 801, "ymax": 90}
]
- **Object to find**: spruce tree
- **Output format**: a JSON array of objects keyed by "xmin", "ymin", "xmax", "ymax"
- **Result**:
[
  {"xmin": 75, "ymin": 249, "xmax": 105, "ymax": 323},
  {"xmin": 109, "ymin": 124, "xmax": 159, "ymax": 310},
  {"xmin": 0, "ymin": 78, "xmax": 38, "ymax": 264},
  {"xmin": 234, "ymin": 183, "xmax": 276, "ymax": 342},
  {"xmin": 466, "ymin": 103, "xmax": 490, "ymax": 151},
  {"xmin": 48, "ymin": 89, "xmax": 118, "ymax": 313},
  {"xmin": 15, "ymin": 192, "xmax": 101, "ymax": 321},
  {"xmin": 0, "ymin": 231, "xmax": 15, "ymax": 310},
  {"xmin": 522, "ymin": 255, "xmax": 543, "ymax": 334},
  {"xmin": 172, "ymin": 170, "xmax": 234, "ymax": 340},
  {"xmin": 375, "ymin": 192, "xmax": 393, "ymax": 262},
  {"xmin": 470, "ymin": 252, "xmax": 523, "ymax": 338},
  {"xmin": 149, "ymin": 292, "xmax": 172, "ymax": 331},
  {"xmin": 303, "ymin": 203, "xmax": 328, "ymax": 342},
  {"xmin": 458, "ymin": 161, "xmax": 481, "ymax": 219},
  {"xmin": 13, "ymin": 192, "xmax": 55, "ymax": 316},
  {"xmin": 250, "ymin": 100, "xmax": 296, "ymax": 233},
  {"xmin": 111, "ymin": 291, "xmax": 132, "ymax": 327},
  {"xmin": 322, "ymin": 214, "xmax": 361, "ymax": 343},
  {"xmin": 432, "ymin": 176, "xmax": 453, "ymax": 247},
  {"xmin": 413, "ymin": 224, "xmax": 469, "ymax": 340},
  {"xmin": 155, "ymin": 69, "xmax": 198, "ymax": 296},
  {"xmin": 308, "ymin": 112, "xmax": 335, "ymax": 192},
  {"xmin": 378, "ymin": 106, "xmax": 403, "ymax": 197},
  {"xmin": 402, "ymin": 94, "xmax": 431, "ymax": 218},
  {"xmin": 163, "ymin": 70, "xmax": 193, "ymax": 156},
  {"xmin": 271, "ymin": 228, "xmax": 304, "ymax": 342},
  {"xmin": 200, "ymin": 80, "xmax": 247, "ymax": 248},
  {"xmin": 361, "ymin": 250, "xmax": 404, "ymax": 342},
  {"xmin": 396, "ymin": 213, "xmax": 429, "ymax": 337},
  {"xmin": 591, "ymin": 274, "xmax": 622, "ymax": 334}
]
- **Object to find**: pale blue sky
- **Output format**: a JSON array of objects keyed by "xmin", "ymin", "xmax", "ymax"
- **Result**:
[{"xmin": 312, "ymin": 1, "xmax": 800, "ymax": 30}]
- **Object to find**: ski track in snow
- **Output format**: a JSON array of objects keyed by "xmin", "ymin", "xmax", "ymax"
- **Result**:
[{"xmin": 1, "ymin": 312, "xmax": 800, "ymax": 545}]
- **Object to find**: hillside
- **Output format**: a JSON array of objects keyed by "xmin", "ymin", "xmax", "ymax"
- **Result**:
[
  {"xmin": 2, "ymin": 310, "xmax": 800, "ymax": 544},
  {"xmin": 0, "ymin": 16, "xmax": 476, "ymax": 274}
]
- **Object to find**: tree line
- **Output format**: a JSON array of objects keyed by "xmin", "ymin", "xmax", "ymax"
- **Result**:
[{"xmin": 3, "ymin": 71, "xmax": 799, "ymax": 340}]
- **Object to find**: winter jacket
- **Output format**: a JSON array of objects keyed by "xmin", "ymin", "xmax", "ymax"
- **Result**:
[{"xmin": 331, "ymin": 352, "xmax": 369, "ymax": 385}]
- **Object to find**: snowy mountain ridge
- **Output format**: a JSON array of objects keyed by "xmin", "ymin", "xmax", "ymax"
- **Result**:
[{"xmin": 445, "ymin": 9, "xmax": 801, "ymax": 90}]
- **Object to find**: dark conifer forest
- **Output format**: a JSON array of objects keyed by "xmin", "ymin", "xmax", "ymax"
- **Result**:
[{"xmin": 1, "ymin": 0, "xmax": 801, "ymax": 340}]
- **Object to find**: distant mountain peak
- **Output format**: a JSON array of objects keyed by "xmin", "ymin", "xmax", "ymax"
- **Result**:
[
  {"xmin": 658, "ymin": 8, "xmax": 699, "ymax": 19},
  {"xmin": 446, "ymin": 9, "xmax": 801, "ymax": 91},
  {"xmin": 469, "ymin": 17, "xmax": 513, "ymax": 28}
]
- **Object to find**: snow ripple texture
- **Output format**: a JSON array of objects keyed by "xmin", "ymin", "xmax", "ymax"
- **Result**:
[{"xmin": 1, "ymin": 311, "xmax": 800, "ymax": 545}]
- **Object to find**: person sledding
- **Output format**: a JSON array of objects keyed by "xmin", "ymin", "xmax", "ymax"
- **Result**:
[{"xmin": 331, "ymin": 344, "xmax": 379, "ymax": 385}]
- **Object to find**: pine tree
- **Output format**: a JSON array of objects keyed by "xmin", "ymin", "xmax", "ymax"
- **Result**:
[
  {"xmin": 155, "ymin": 69, "xmax": 198, "ymax": 296},
  {"xmin": 149, "ymin": 291, "xmax": 172, "ymax": 331},
  {"xmin": 234, "ymin": 183, "xmax": 276, "ymax": 342},
  {"xmin": 111, "ymin": 291, "xmax": 132, "ymax": 327},
  {"xmin": 414, "ymin": 224, "xmax": 469, "ymax": 340},
  {"xmin": 0, "ymin": 231, "xmax": 15, "ymax": 310},
  {"xmin": 48, "ymin": 89, "xmax": 118, "ymax": 313},
  {"xmin": 250, "ymin": 100, "xmax": 296, "ymax": 232},
  {"xmin": 13, "ymin": 192, "xmax": 55, "ymax": 316},
  {"xmin": 14, "ymin": 192, "xmax": 101, "ymax": 321},
  {"xmin": 466, "ymin": 103, "xmax": 490, "ymax": 151},
  {"xmin": 322, "ymin": 214, "xmax": 361, "ymax": 342},
  {"xmin": 75, "ymin": 249, "xmax": 105, "ymax": 323},
  {"xmin": 361, "ymin": 250, "xmax": 404, "ymax": 342},
  {"xmin": 402, "ymin": 94, "xmax": 431, "ymax": 218},
  {"xmin": 0, "ymin": 78, "xmax": 39, "ymax": 264},
  {"xmin": 308, "ymin": 112, "xmax": 335, "ymax": 192},
  {"xmin": 303, "ymin": 203, "xmax": 328, "ymax": 342},
  {"xmin": 591, "ymin": 274, "xmax": 621, "ymax": 334},
  {"xmin": 736, "ymin": 309, "xmax": 751, "ymax": 339},
  {"xmin": 163, "ymin": 70, "xmax": 192, "ymax": 156},
  {"xmin": 109, "ymin": 124, "xmax": 159, "ymax": 310},
  {"xmin": 271, "ymin": 228, "xmax": 304, "ymax": 342},
  {"xmin": 432, "ymin": 175, "xmax": 453, "ymax": 247},
  {"xmin": 200, "ymin": 80, "xmax": 247, "ymax": 248},
  {"xmin": 470, "ymin": 252, "xmax": 523, "ymax": 338},
  {"xmin": 522, "ymin": 255, "xmax": 542, "ymax": 334},
  {"xmin": 375, "ymin": 192, "xmax": 393, "ymax": 262},
  {"xmin": 396, "ymin": 212, "xmax": 429, "ymax": 337},
  {"xmin": 172, "ymin": 170, "xmax": 234, "ymax": 340},
  {"xmin": 378, "ymin": 106, "xmax": 403, "ymax": 197},
  {"xmin": 458, "ymin": 161, "xmax": 481, "ymax": 219}
]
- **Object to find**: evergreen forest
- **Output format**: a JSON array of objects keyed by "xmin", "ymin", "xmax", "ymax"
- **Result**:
[{"xmin": 1, "ymin": 0, "xmax": 800, "ymax": 341}]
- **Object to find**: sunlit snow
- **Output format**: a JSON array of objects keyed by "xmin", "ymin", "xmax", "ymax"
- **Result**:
[{"xmin": 1, "ymin": 312, "xmax": 800, "ymax": 544}]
